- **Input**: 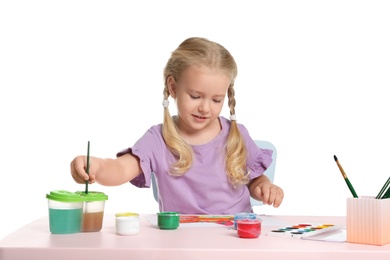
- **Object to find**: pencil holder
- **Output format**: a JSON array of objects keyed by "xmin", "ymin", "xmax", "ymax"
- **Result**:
[{"xmin": 347, "ymin": 196, "xmax": 390, "ymax": 246}]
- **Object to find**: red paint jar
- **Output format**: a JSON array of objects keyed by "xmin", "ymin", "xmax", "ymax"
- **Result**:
[{"xmin": 236, "ymin": 219, "xmax": 261, "ymax": 238}]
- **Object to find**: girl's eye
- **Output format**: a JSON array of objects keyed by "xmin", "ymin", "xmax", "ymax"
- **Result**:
[
  {"xmin": 190, "ymin": 95, "xmax": 200, "ymax": 99},
  {"xmin": 213, "ymin": 99, "xmax": 222, "ymax": 103}
]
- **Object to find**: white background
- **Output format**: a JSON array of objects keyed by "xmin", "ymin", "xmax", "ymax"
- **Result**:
[{"xmin": 1, "ymin": 1, "xmax": 389, "ymax": 239}]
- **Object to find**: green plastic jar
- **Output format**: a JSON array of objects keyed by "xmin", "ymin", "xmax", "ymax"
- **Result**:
[
  {"xmin": 157, "ymin": 212, "xmax": 180, "ymax": 230},
  {"xmin": 46, "ymin": 190, "xmax": 84, "ymax": 234}
]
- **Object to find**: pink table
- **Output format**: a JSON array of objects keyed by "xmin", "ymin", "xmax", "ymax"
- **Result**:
[{"xmin": 1, "ymin": 215, "xmax": 389, "ymax": 260}]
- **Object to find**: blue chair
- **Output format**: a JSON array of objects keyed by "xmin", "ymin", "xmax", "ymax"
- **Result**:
[{"xmin": 151, "ymin": 140, "xmax": 277, "ymax": 208}]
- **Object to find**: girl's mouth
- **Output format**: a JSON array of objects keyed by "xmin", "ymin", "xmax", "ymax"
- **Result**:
[{"xmin": 193, "ymin": 115, "xmax": 207, "ymax": 119}]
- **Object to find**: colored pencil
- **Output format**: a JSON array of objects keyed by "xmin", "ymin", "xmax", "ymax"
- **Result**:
[{"xmin": 334, "ymin": 155, "xmax": 358, "ymax": 198}]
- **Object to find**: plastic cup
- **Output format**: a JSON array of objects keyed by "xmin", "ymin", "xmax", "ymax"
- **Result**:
[
  {"xmin": 78, "ymin": 191, "xmax": 108, "ymax": 232},
  {"xmin": 115, "ymin": 212, "xmax": 140, "ymax": 235},
  {"xmin": 46, "ymin": 190, "xmax": 84, "ymax": 234},
  {"xmin": 157, "ymin": 212, "xmax": 180, "ymax": 230}
]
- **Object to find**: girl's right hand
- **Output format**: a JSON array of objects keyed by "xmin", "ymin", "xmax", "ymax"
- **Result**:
[{"xmin": 70, "ymin": 156, "xmax": 100, "ymax": 184}]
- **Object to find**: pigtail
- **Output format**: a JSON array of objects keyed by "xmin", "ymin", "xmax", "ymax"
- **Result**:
[
  {"xmin": 162, "ymin": 84, "xmax": 193, "ymax": 176},
  {"xmin": 225, "ymin": 84, "xmax": 249, "ymax": 187}
]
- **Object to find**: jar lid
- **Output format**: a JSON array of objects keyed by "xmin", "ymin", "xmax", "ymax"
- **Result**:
[
  {"xmin": 115, "ymin": 212, "xmax": 139, "ymax": 217},
  {"xmin": 76, "ymin": 191, "xmax": 108, "ymax": 201},
  {"xmin": 46, "ymin": 190, "xmax": 84, "ymax": 202}
]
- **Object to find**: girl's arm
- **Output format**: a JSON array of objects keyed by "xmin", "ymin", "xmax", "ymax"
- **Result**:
[
  {"xmin": 248, "ymin": 174, "xmax": 284, "ymax": 208},
  {"xmin": 70, "ymin": 153, "xmax": 142, "ymax": 186}
]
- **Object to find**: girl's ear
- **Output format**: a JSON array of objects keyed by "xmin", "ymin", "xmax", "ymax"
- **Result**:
[{"xmin": 166, "ymin": 76, "xmax": 177, "ymax": 98}]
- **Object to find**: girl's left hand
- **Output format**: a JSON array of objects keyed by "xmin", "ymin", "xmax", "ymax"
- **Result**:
[{"xmin": 253, "ymin": 182, "xmax": 284, "ymax": 208}]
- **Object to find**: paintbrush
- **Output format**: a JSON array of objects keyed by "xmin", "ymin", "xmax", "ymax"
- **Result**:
[
  {"xmin": 334, "ymin": 155, "xmax": 358, "ymax": 198},
  {"xmin": 376, "ymin": 176, "xmax": 390, "ymax": 199},
  {"xmin": 85, "ymin": 141, "xmax": 90, "ymax": 194}
]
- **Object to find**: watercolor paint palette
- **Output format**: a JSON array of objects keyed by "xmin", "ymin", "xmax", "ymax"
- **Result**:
[{"xmin": 266, "ymin": 223, "xmax": 340, "ymax": 239}]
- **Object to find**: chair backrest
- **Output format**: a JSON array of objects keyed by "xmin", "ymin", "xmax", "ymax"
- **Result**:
[{"xmin": 151, "ymin": 140, "xmax": 277, "ymax": 208}]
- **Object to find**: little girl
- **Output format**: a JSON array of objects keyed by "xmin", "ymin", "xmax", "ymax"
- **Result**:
[{"xmin": 70, "ymin": 37, "xmax": 284, "ymax": 214}]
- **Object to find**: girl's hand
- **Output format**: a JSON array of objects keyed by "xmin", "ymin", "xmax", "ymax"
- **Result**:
[
  {"xmin": 253, "ymin": 182, "xmax": 284, "ymax": 207},
  {"xmin": 249, "ymin": 175, "xmax": 284, "ymax": 207},
  {"xmin": 70, "ymin": 156, "xmax": 100, "ymax": 184}
]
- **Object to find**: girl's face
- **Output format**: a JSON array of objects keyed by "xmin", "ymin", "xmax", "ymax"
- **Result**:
[{"xmin": 167, "ymin": 66, "xmax": 230, "ymax": 137}]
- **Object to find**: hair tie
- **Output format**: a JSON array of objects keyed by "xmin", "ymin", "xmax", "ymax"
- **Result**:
[
  {"xmin": 230, "ymin": 114, "xmax": 237, "ymax": 121},
  {"xmin": 162, "ymin": 100, "xmax": 169, "ymax": 108}
]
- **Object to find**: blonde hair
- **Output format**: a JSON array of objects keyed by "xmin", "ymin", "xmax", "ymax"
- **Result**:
[{"xmin": 162, "ymin": 37, "xmax": 248, "ymax": 187}]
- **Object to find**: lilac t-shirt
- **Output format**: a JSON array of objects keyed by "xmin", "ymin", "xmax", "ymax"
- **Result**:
[{"xmin": 117, "ymin": 116, "xmax": 272, "ymax": 214}]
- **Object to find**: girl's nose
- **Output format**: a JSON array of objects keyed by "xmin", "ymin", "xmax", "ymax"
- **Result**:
[{"xmin": 198, "ymin": 100, "xmax": 210, "ymax": 113}]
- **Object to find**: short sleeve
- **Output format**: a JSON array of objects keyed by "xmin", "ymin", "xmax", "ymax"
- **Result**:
[
  {"xmin": 247, "ymin": 147, "xmax": 273, "ymax": 179},
  {"xmin": 116, "ymin": 126, "xmax": 166, "ymax": 188},
  {"xmin": 236, "ymin": 123, "xmax": 273, "ymax": 180}
]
